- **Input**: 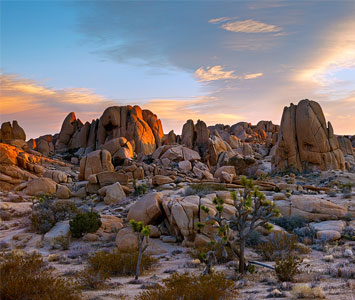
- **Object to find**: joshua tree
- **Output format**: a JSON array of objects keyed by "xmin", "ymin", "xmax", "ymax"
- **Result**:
[
  {"xmin": 198, "ymin": 196, "xmax": 230, "ymax": 274},
  {"xmin": 129, "ymin": 219, "xmax": 150, "ymax": 280},
  {"xmin": 229, "ymin": 176, "xmax": 280, "ymax": 273}
]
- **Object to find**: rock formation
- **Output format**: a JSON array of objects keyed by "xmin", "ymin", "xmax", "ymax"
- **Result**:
[
  {"xmin": 54, "ymin": 105, "xmax": 164, "ymax": 157},
  {"xmin": 272, "ymin": 99, "xmax": 345, "ymax": 172},
  {"xmin": 0, "ymin": 120, "xmax": 26, "ymax": 142}
]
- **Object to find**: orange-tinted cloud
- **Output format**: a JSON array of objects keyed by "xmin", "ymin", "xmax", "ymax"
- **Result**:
[
  {"xmin": 143, "ymin": 97, "xmax": 244, "ymax": 134},
  {"xmin": 0, "ymin": 74, "xmax": 115, "ymax": 139}
]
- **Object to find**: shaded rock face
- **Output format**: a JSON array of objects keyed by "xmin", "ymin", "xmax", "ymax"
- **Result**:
[
  {"xmin": 337, "ymin": 136, "xmax": 354, "ymax": 157},
  {"xmin": 272, "ymin": 99, "xmax": 345, "ymax": 172},
  {"xmin": 0, "ymin": 120, "xmax": 26, "ymax": 142}
]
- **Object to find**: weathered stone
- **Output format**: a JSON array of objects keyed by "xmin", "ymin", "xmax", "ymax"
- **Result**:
[
  {"xmin": 23, "ymin": 178, "xmax": 57, "ymax": 196},
  {"xmin": 127, "ymin": 192, "xmax": 163, "ymax": 224},
  {"xmin": 152, "ymin": 175, "xmax": 174, "ymax": 185},
  {"xmin": 272, "ymin": 99, "xmax": 345, "ymax": 172},
  {"xmin": 97, "ymin": 171, "xmax": 129, "ymax": 187},
  {"xmin": 104, "ymin": 182, "xmax": 126, "ymax": 205},
  {"xmin": 56, "ymin": 185, "xmax": 71, "ymax": 199}
]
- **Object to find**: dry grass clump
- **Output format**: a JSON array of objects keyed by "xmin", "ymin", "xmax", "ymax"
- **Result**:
[
  {"xmin": 76, "ymin": 266, "xmax": 110, "ymax": 290},
  {"xmin": 257, "ymin": 231, "xmax": 309, "ymax": 261},
  {"xmin": 0, "ymin": 250, "xmax": 81, "ymax": 300},
  {"xmin": 135, "ymin": 272, "xmax": 235, "ymax": 300},
  {"xmin": 88, "ymin": 249, "xmax": 157, "ymax": 276},
  {"xmin": 291, "ymin": 284, "xmax": 325, "ymax": 299}
]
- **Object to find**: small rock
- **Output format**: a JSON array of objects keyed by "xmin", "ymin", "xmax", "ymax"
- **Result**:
[
  {"xmin": 344, "ymin": 249, "xmax": 353, "ymax": 257},
  {"xmin": 160, "ymin": 235, "xmax": 177, "ymax": 243}
]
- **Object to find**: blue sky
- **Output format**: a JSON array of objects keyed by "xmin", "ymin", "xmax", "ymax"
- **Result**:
[{"xmin": 1, "ymin": 0, "xmax": 355, "ymax": 138}]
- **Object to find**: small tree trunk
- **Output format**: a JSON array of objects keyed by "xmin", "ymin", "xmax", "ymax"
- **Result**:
[
  {"xmin": 239, "ymin": 239, "xmax": 246, "ymax": 274},
  {"xmin": 135, "ymin": 238, "xmax": 143, "ymax": 280}
]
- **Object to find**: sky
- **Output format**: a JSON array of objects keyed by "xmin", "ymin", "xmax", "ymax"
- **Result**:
[{"xmin": 1, "ymin": 0, "xmax": 355, "ymax": 139}]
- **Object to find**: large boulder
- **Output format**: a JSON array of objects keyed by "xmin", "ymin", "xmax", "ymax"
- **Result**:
[
  {"xmin": 79, "ymin": 149, "xmax": 114, "ymax": 180},
  {"xmin": 104, "ymin": 182, "xmax": 126, "ymax": 205},
  {"xmin": 23, "ymin": 178, "xmax": 57, "ymax": 196},
  {"xmin": 127, "ymin": 192, "xmax": 163, "ymax": 224},
  {"xmin": 272, "ymin": 99, "xmax": 345, "ymax": 172},
  {"xmin": 275, "ymin": 196, "xmax": 347, "ymax": 221}
]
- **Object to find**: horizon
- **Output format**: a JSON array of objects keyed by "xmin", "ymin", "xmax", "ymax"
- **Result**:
[{"xmin": 1, "ymin": 0, "xmax": 355, "ymax": 138}]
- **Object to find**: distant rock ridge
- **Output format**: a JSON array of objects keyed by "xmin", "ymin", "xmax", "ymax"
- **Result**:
[
  {"xmin": 272, "ymin": 99, "xmax": 345, "ymax": 172},
  {"xmin": 53, "ymin": 105, "xmax": 164, "ymax": 156}
]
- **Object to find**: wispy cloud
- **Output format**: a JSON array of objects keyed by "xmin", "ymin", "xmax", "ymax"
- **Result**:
[
  {"xmin": 208, "ymin": 16, "xmax": 238, "ymax": 24},
  {"xmin": 221, "ymin": 19, "xmax": 282, "ymax": 33},
  {"xmin": 195, "ymin": 65, "xmax": 238, "ymax": 81},
  {"xmin": 243, "ymin": 72, "xmax": 263, "ymax": 79},
  {"xmin": 195, "ymin": 66, "xmax": 263, "ymax": 82}
]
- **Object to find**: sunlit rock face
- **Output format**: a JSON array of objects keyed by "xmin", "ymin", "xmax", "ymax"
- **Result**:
[
  {"xmin": 272, "ymin": 99, "xmax": 345, "ymax": 172},
  {"xmin": 55, "ymin": 105, "xmax": 164, "ymax": 156}
]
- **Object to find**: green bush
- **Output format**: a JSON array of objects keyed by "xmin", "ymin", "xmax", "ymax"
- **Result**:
[
  {"xmin": 275, "ymin": 255, "xmax": 303, "ymax": 282},
  {"xmin": 0, "ymin": 250, "xmax": 81, "ymax": 300},
  {"xmin": 88, "ymin": 249, "xmax": 157, "ymax": 276},
  {"xmin": 135, "ymin": 272, "xmax": 235, "ymax": 300},
  {"xmin": 69, "ymin": 211, "xmax": 102, "ymax": 238}
]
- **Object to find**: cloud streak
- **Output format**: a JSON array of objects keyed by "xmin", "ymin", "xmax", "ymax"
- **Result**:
[
  {"xmin": 220, "ymin": 19, "xmax": 282, "ymax": 33},
  {"xmin": 195, "ymin": 66, "xmax": 263, "ymax": 82}
]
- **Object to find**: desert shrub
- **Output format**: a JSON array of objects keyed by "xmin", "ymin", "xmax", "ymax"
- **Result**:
[
  {"xmin": 88, "ymin": 249, "xmax": 157, "ymax": 277},
  {"xmin": 275, "ymin": 255, "xmax": 303, "ymax": 282},
  {"xmin": 327, "ymin": 262, "xmax": 355, "ymax": 279},
  {"xmin": 0, "ymin": 250, "xmax": 81, "ymax": 300},
  {"xmin": 245, "ymin": 230, "xmax": 263, "ymax": 247},
  {"xmin": 69, "ymin": 211, "xmax": 102, "ymax": 238},
  {"xmin": 31, "ymin": 199, "xmax": 78, "ymax": 233},
  {"xmin": 291, "ymin": 284, "xmax": 325, "ymax": 299},
  {"xmin": 133, "ymin": 179, "xmax": 147, "ymax": 196},
  {"xmin": 189, "ymin": 244, "xmax": 236, "ymax": 264},
  {"xmin": 135, "ymin": 272, "xmax": 235, "ymax": 300},
  {"xmin": 185, "ymin": 183, "xmax": 227, "ymax": 196},
  {"xmin": 293, "ymin": 226, "xmax": 317, "ymax": 244},
  {"xmin": 257, "ymin": 231, "xmax": 301, "ymax": 261},
  {"xmin": 343, "ymin": 226, "xmax": 355, "ymax": 241},
  {"xmin": 76, "ymin": 266, "xmax": 110, "ymax": 290},
  {"xmin": 51, "ymin": 235, "xmax": 70, "ymax": 250},
  {"xmin": 271, "ymin": 216, "xmax": 308, "ymax": 232}
]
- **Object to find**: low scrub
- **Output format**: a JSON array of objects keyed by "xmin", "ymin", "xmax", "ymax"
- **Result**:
[
  {"xmin": 271, "ymin": 216, "xmax": 308, "ymax": 232},
  {"xmin": 69, "ymin": 211, "xmax": 102, "ymax": 238},
  {"xmin": 31, "ymin": 198, "xmax": 78, "ymax": 233},
  {"xmin": 76, "ymin": 266, "xmax": 110, "ymax": 290},
  {"xmin": 185, "ymin": 183, "xmax": 227, "ymax": 196},
  {"xmin": 275, "ymin": 255, "xmax": 303, "ymax": 282},
  {"xmin": 135, "ymin": 272, "xmax": 235, "ymax": 300},
  {"xmin": 189, "ymin": 244, "xmax": 236, "ymax": 264},
  {"xmin": 291, "ymin": 284, "xmax": 325, "ymax": 299},
  {"xmin": 257, "ymin": 231, "xmax": 309, "ymax": 261},
  {"xmin": 0, "ymin": 250, "xmax": 81, "ymax": 300},
  {"xmin": 88, "ymin": 249, "xmax": 157, "ymax": 276}
]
